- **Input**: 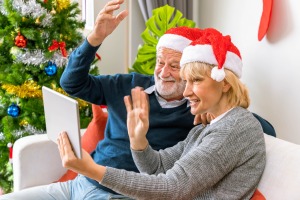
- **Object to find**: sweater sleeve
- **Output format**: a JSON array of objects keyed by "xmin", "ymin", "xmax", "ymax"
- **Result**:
[
  {"xmin": 60, "ymin": 39, "xmax": 105, "ymax": 104},
  {"xmin": 100, "ymin": 140, "xmax": 228, "ymax": 200},
  {"xmin": 130, "ymin": 140, "xmax": 186, "ymax": 175}
]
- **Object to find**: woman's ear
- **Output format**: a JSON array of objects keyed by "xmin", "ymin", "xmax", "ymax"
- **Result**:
[{"xmin": 222, "ymin": 80, "xmax": 231, "ymax": 93}]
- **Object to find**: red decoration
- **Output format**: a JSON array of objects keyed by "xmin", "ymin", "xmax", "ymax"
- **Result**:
[
  {"xmin": 15, "ymin": 32, "xmax": 27, "ymax": 48},
  {"xmin": 48, "ymin": 40, "xmax": 68, "ymax": 57},
  {"xmin": 258, "ymin": 0, "xmax": 273, "ymax": 41},
  {"xmin": 96, "ymin": 53, "xmax": 101, "ymax": 61},
  {"xmin": 7, "ymin": 143, "xmax": 13, "ymax": 164}
]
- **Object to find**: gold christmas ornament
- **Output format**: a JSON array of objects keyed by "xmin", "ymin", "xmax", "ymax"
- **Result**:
[
  {"xmin": 56, "ymin": 0, "xmax": 70, "ymax": 12},
  {"xmin": 19, "ymin": 120, "xmax": 29, "ymax": 127},
  {"xmin": 35, "ymin": 17, "xmax": 41, "ymax": 24},
  {"xmin": 50, "ymin": 8, "xmax": 56, "ymax": 15}
]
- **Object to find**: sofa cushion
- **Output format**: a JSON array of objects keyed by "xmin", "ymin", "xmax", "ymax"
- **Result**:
[
  {"xmin": 251, "ymin": 189, "xmax": 266, "ymax": 200},
  {"xmin": 257, "ymin": 134, "xmax": 300, "ymax": 199}
]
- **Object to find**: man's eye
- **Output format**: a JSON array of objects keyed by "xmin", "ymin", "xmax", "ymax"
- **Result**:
[{"xmin": 170, "ymin": 65, "xmax": 180, "ymax": 70}]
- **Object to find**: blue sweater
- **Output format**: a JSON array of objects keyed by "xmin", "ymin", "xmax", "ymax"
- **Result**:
[
  {"xmin": 60, "ymin": 39, "xmax": 276, "ymax": 193},
  {"xmin": 60, "ymin": 40, "xmax": 195, "ymax": 193}
]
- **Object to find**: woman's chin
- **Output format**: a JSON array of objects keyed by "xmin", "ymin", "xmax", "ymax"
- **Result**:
[{"xmin": 190, "ymin": 109, "xmax": 198, "ymax": 116}]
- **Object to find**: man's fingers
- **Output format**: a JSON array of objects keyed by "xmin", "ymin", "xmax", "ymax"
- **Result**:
[
  {"xmin": 200, "ymin": 114, "xmax": 208, "ymax": 125},
  {"xmin": 116, "ymin": 10, "xmax": 128, "ymax": 22},
  {"xmin": 100, "ymin": 0, "xmax": 124, "ymax": 15},
  {"xmin": 193, "ymin": 114, "xmax": 201, "ymax": 125}
]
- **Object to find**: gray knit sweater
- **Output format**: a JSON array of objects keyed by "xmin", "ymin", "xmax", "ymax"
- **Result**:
[{"xmin": 100, "ymin": 107, "xmax": 266, "ymax": 200}]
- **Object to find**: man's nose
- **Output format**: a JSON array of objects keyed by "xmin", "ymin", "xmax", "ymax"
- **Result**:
[{"xmin": 160, "ymin": 65, "xmax": 171, "ymax": 77}]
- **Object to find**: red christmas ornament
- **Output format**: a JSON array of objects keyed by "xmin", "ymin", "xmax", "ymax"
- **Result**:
[
  {"xmin": 15, "ymin": 32, "xmax": 27, "ymax": 48},
  {"xmin": 48, "ymin": 40, "xmax": 68, "ymax": 57}
]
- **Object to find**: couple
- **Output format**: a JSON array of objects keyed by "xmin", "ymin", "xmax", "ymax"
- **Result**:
[{"xmin": 1, "ymin": 0, "xmax": 275, "ymax": 199}]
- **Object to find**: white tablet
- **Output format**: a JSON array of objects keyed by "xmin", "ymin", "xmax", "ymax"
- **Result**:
[{"xmin": 42, "ymin": 86, "xmax": 82, "ymax": 159}]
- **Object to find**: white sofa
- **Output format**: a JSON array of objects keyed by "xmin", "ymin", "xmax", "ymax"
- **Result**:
[{"xmin": 12, "ymin": 133, "xmax": 300, "ymax": 199}]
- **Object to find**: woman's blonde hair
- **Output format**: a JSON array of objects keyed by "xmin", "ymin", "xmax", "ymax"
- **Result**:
[{"xmin": 180, "ymin": 62, "xmax": 250, "ymax": 109}]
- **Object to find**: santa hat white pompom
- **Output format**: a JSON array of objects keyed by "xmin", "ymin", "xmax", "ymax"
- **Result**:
[
  {"xmin": 180, "ymin": 28, "xmax": 243, "ymax": 82},
  {"xmin": 211, "ymin": 67, "xmax": 225, "ymax": 82},
  {"xmin": 7, "ymin": 142, "xmax": 12, "ymax": 148}
]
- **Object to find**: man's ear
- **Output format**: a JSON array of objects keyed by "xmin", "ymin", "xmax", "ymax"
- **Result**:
[{"xmin": 222, "ymin": 80, "xmax": 231, "ymax": 93}]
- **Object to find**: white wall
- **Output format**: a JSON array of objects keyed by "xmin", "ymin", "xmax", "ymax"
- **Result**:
[
  {"xmin": 87, "ymin": 0, "xmax": 300, "ymax": 144},
  {"xmin": 195, "ymin": 0, "xmax": 300, "ymax": 144}
]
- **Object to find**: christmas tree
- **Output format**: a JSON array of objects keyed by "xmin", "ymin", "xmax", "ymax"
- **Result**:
[{"xmin": 0, "ymin": 0, "xmax": 99, "ymax": 193}]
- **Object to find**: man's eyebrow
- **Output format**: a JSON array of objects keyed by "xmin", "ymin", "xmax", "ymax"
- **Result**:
[{"xmin": 170, "ymin": 60, "xmax": 180, "ymax": 64}]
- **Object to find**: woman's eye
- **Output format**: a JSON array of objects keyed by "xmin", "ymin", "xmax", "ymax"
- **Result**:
[{"xmin": 193, "ymin": 78, "xmax": 202, "ymax": 82}]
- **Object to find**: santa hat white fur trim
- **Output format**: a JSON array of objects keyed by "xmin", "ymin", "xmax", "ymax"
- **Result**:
[
  {"xmin": 180, "ymin": 44, "xmax": 243, "ymax": 79},
  {"xmin": 156, "ymin": 34, "xmax": 192, "ymax": 53}
]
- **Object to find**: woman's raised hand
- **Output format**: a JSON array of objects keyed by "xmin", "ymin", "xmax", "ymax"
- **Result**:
[{"xmin": 124, "ymin": 87, "xmax": 149, "ymax": 150}]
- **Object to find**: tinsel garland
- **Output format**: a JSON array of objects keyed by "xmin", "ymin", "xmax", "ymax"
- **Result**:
[
  {"xmin": 1, "ymin": 80, "xmax": 42, "ymax": 98},
  {"xmin": 2, "ymin": 81, "xmax": 89, "ymax": 109},
  {"xmin": 0, "ymin": 124, "xmax": 45, "ymax": 140},
  {"xmin": 0, "ymin": 0, "xmax": 8, "ymax": 15},
  {"xmin": 18, "ymin": 124, "xmax": 45, "ymax": 135},
  {"xmin": 12, "ymin": 48, "xmax": 68, "ymax": 67},
  {"xmin": 53, "ymin": 86, "xmax": 89, "ymax": 109},
  {"xmin": 12, "ymin": 0, "xmax": 53, "ymax": 27}
]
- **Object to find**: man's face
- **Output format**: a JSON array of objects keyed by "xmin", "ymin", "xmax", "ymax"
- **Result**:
[{"xmin": 154, "ymin": 48, "xmax": 186, "ymax": 101}]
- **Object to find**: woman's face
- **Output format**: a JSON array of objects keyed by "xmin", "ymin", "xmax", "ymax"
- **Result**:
[{"xmin": 182, "ymin": 68, "xmax": 230, "ymax": 117}]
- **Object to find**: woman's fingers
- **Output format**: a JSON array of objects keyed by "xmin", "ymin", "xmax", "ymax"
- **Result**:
[
  {"xmin": 57, "ymin": 132, "xmax": 77, "ymax": 167},
  {"xmin": 140, "ymin": 91, "xmax": 149, "ymax": 114},
  {"xmin": 124, "ymin": 95, "xmax": 133, "ymax": 113}
]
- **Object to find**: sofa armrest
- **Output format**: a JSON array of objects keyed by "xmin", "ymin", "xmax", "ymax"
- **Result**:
[
  {"xmin": 13, "ymin": 134, "xmax": 67, "ymax": 191},
  {"xmin": 258, "ymin": 134, "xmax": 300, "ymax": 199}
]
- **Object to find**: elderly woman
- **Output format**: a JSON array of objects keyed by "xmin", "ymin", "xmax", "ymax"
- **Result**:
[{"xmin": 55, "ymin": 28, "xmax": 266, "ymax": 200}]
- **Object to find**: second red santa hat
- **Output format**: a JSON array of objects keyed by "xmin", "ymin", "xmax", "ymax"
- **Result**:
[{"xmin": 180, "ymin": 28, "xmax": 243, "ymax": 82}]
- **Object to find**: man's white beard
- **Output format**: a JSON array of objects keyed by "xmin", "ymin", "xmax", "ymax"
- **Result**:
[{"xmin": 155, "ymin": 76, "xmax": 185, "ymax": 100}]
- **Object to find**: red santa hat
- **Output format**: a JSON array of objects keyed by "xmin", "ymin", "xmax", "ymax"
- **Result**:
[
  {"xmin": 180, "ymin": 28, "xmax": 243, "ymax": 82},
  {"xmin": 156, "ymin": 26, "xmax": 202, "ymax": 53}
]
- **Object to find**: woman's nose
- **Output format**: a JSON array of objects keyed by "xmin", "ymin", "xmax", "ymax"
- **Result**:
[{"xmin": 183, "ymin": 82, "xmax": 192, "ymax": 97}]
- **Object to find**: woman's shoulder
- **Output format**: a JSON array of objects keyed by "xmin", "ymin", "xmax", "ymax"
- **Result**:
[{"xmin": 213, "ymin": 107, "xmax": 263, "ymax": 137}]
